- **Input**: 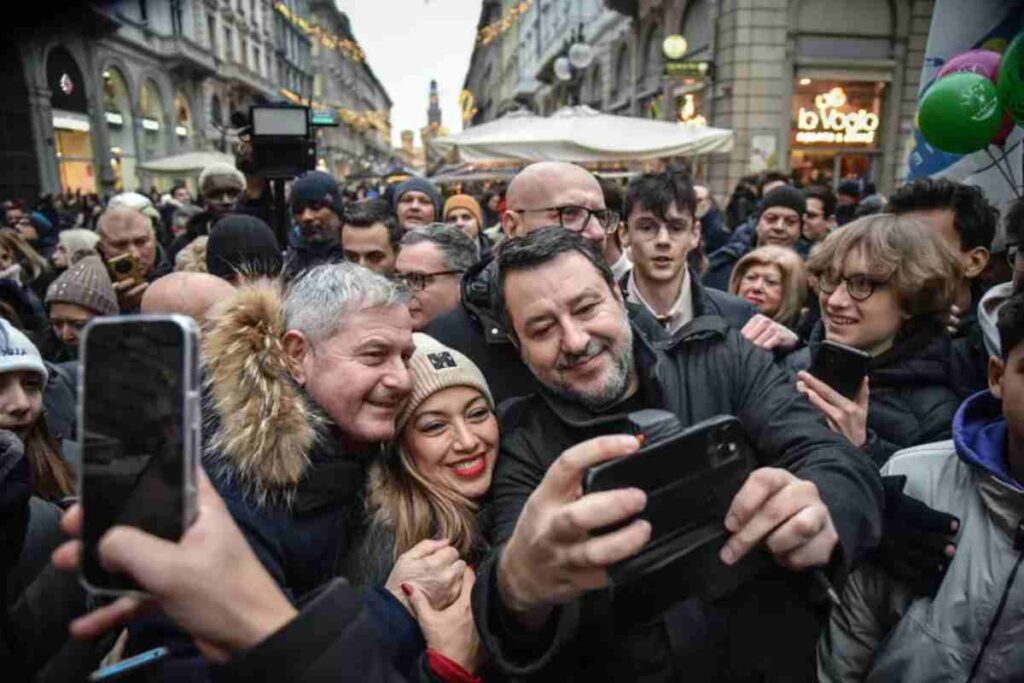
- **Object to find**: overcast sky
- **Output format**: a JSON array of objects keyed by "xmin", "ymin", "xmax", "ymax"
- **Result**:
[{"xmin": 336, "ymin": 1, "xmax": 480, "ymax": 148}]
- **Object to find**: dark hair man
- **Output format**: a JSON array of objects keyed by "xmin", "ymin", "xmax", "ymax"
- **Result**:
[
  {"xmin": 341, "ymin": 198, "xmax": 402, "ymax": 276},
  {"xmin": 803, "ymin": 185, "xmax": 837, "ymax": 243},
  {"xmin": 425, "ymin": 161, "xmax": 629, "ymax": 404},
  {"xmin": 819, "ymin": 291, "xmax": 1024, "ymax": 679},
  {"xmin": 168, "ymin": 163, "xmax": 246, "ymax": 261},
  {"xmin": 619, "ymin": 172, "xmax": 755, "ymax": 335},
  {"xmin": 475, "ymin": 228, "xmax": 882, "ymax": 680},
  {"xmin": 889, "ymin": 178, "xmax": 997, "ymax": 324},
  {"xmin": 835, "ymin": 179, "xmax": 861, "ymax": 226},
  {"xmin": 284, "ymin": 170, "xmax": 346, "ymax": 279},
  {"xmin": 392, "ymin": 178, "xmax": 442, "ymax": 230},
  {"xmin": 597, "ymin": 176, "xmax": 631, "ymax": 280},
  {"xmin": 703, "ymin": 185, "xmax": 808, "ymax": 292},
  {"xmin": 396, "ymin": 224, "xmax": 477, "ymax": 330}
]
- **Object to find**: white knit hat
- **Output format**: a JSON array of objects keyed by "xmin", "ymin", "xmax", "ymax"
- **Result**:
[
  {"xmin": 395, "ymin": 333, "xmax": 493, "ymax": 434},
  {"xmin": 0, "ymin": 319, "xmax": 47, "ymax": 383}
]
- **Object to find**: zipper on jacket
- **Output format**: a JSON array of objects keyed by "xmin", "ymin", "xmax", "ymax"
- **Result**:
[{"xmin": 965, "ymin": 520, "xmax": 1024, "ymax": 682}]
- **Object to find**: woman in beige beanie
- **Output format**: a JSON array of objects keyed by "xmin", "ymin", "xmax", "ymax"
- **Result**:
[{"xmin": 352, "ymin": 332, "xmax": 497, "ymax": 678}]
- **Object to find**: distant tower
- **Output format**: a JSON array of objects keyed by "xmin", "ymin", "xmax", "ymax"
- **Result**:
[{"xmin": 427, "ymin": 79, "xmax": 442, "ymax": 127}]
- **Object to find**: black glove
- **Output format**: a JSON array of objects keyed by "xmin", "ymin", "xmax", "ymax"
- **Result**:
[{"xmin": 875, "ymin": 475, "xmax": 959, "ymax": 597}]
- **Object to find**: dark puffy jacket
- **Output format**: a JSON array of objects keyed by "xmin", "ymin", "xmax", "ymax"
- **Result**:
[
  {"xmin": 702, "ymin": 220, "xmax": 757, "ymax": 291},
  {"xmin": 282, "ymin": 242, "xmax": 346, "ymax": 282},
  {"xmin": 699, "ymin": 205, "xmax": 731, "ymax": 255},
  {"xmin": 472, "ymin": 317, "xmax": 884, "ymax": 681},
  {"xmin": 786, "ymin": 319, "xmax": 961, "ymax": 468},
  {"xmin": 427, "ymin": 258, "xmax": 670, "ymax": 406}
]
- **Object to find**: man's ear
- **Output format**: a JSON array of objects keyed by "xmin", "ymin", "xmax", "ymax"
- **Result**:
[
  {"xmin": 964, "ymin": 247, "xmax": 991, "ymax": 279},
  {"xmin": 282, "ymin": 330, "xmax": 311, "ymax": 385},
  {"xmin": 618, "ymin": 221, "xmax": 631, "ymax": 249},
  {"xmin": 501, "ymin": 209, "xmax": 521, "ymax": 238},
  {"xmin": 693, "ymin": 218, "xmax": 703, "ymax": 247},
  {"xmin": 988, "ymin": 355, "xmax": 1005, "ymax": 399}
]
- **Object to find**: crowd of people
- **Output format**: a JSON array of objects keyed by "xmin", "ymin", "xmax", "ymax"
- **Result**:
[{"xmin": 0, "ymin": 157, "xmax": 1021, "ymax": 682}]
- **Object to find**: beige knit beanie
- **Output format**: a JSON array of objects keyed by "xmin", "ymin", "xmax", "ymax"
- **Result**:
[
  {"xmin": 395, "ymin": 333, "xmax": 494, "ymax": 434},
  {"xmin": 45, "ymin": 255, "xmax": 119, "ymax": 316}
]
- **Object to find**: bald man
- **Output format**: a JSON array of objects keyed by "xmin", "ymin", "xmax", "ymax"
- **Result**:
[
  {"xmin": 425, "ymin": 161, "xmax": 654, "ymax": 403},
  {"xmin": 98, "ymin": 207, "xmax": 172, "ymax": 312},
  {"xmin": 141, "ymin": 272, "xmax": 236, "ymax": 323}
]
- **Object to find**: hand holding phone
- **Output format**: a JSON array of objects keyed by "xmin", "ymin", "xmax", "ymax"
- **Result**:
[
  {"xmin": 107, "ymin": 253, "xmax": 143, "ymax": 285},
  {"xmin": 79, "ymin": 315, "xmax": 201, "ymax": 595},
  {"xmin": 807, "ymin": 340, "xmax": 871, "ymax": 400}
]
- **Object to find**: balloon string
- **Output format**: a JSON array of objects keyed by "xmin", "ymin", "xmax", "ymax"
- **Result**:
[{"xmin": 985, "ymin": 147, "xmax": 1022, "ymax": 198}]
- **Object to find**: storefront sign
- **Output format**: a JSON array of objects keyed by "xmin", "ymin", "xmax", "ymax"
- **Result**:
[
  {"xmin": 665, "ymin": 61, "xmax": 711, "ymax": 79},
  {"xmin": 795, "ymin": 87, "xmax": 879, "ymax": 145},
  {"xmin": 141, "ymin": 118, "xmax": 160, "ymax": 131}
]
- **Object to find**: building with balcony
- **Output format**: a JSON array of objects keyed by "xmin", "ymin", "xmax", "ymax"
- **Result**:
[
  {"xmin": 461, "ymin": 0, "xmax": 935, "ymax": 199},
  {"xmin": 2, "ymin": 0, "xmax": 320, "ymax": 199},
  {"xmin": 307, "ymin": 0, "xmax": 392, "ymax": 179}
]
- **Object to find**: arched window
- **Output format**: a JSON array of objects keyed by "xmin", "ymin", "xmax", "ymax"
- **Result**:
[
  {"xmin": 102, "ymin": 67, "xmax": 137, "ymax": 191},
  {"xmin": 210, "ymin": 93, "xmax": 223, "ymax": 127},
  {"xmin": 139, "ymin": 79, "xmax": 167, "ymax": 159},
  {"xmin": 174, "ymin": 92, "xmax": 192, "ymax": 150},
  {"xmin": 47, "ymin": 46, "xmax": 94, "ymax": 192}
]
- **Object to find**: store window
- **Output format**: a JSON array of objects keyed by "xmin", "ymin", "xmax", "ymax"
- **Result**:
[
  {"xmin": 139, "ymin": 80, "xmax": 167, "ymax": 161},
  {"xmin": 174, "ymin": 92, "xmax": 192, "ymax": 151},
  {"xmin": 47, "ymin": 46, "xmax": 96, "ymax": 192},
  {"xmin": 789, "ymin": 79, "xmax": 885, "ymax": 187},
  {"xmin": 103, "ymin": 68, "xmax": 137, "ymax": 192}
]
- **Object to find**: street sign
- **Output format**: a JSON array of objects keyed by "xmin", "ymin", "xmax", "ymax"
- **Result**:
[
  {"xmin": 310, "ymin": 109, "xmax": 339, "ymax": 127},
  {"xmin": 665, "ymin": 61, "xmax": 713, "ymax": 79}
]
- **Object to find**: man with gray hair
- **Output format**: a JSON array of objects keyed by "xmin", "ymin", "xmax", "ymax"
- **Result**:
[
  {"xmin": 396, "ymin": 223, "xmax": 478, "ymax": 330},
  {"xmin": 97, "ymin": 207, "xmax": 171, "ymax": 312},
  {"xmin": 129, "ymin": 261, "xmax": 466, "ymax": 672}
]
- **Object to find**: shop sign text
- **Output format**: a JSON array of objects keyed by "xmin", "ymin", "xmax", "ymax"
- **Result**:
[{"xmin": 796, "ymin": 87, "xmax": 879, "ymax": 145}]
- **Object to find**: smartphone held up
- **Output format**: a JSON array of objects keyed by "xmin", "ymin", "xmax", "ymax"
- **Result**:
[{"xmin": 78, "ymin": 315, "xmax": 201, "ymax": 595}]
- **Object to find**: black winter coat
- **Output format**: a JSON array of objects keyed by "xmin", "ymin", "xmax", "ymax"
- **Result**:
[
  {"xmin": 786, "ymin": 319, "xmax": 961, "ymax": 468},
  {"xmin": 617, "ymin": 267, "xmax": 757, "ymax": 336},
  {"xmin": 472, "ymin": 317, "xmax": 884, "ymax": 681}
]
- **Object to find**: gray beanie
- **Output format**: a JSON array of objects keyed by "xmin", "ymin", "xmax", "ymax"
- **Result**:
[{"xmin": 45, "ymin": 255, "xmax": 119, "ymax": 316}]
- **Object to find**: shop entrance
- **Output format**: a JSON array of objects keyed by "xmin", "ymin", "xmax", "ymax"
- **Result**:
[
  {"xmin": 791, "ymin": 150, "xmax": 879, "ymax": 188},
  {"xmin": 789, "ymin": 79, "xmax": 884, "ymax": 190}
]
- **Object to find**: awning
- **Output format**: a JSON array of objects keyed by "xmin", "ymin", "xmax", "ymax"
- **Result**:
[
  {"xmin": 431, "ymin": 105, "xmax": 734, "ymax": 163},
  {"xmin": 137, "ymin": 151, "xmax": 236, "ymax": 174}
]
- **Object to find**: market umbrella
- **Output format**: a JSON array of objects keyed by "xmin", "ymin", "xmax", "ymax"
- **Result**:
[
  {"xmin": 136, "ymin": 151, "xmax": 236, "ymax": 174},
  {"xmin": 431, "ymin": 106, "xmax": 734, "ymax": 163}
]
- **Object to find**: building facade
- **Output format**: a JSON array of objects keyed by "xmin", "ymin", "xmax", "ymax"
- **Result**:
[
  {"xmin": 307, "ymin": 0, "xmax": 392, "ymax": 179},
  {"xmin": 2, "ymin": 0, "xmax": 392, "ymax": 200},
  {"xmin": 462, "ymin": 0, "xmax": 934, "ymax": 199}
]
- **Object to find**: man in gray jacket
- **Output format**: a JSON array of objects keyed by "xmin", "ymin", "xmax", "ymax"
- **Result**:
[{"xmin": 819, "ymin": 292, "xmax": 1024, "ymax": 681}]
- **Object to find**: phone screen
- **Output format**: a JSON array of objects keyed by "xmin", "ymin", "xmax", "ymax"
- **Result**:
[{"xmin": 81, "ymin": 319, "xmax": 192, "ymax": 592}]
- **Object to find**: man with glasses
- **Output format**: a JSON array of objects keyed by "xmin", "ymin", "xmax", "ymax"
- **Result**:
[
  {"xmin": 425, "ymin": 161, "xmax": 655, "ymax": 403},
  {"xmin": 396, "ymin": 224, "xmax": 477, "ymax": 330},
  {"xmin": 618, "ymin": 172, "xmax": 756, "ymax": 337},
  {"xmin": 703, "ymin": 186, "xmax": 807, "ymax": 292}
]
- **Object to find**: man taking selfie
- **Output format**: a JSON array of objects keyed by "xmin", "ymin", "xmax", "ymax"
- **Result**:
[{"xmin": 473, "ymin": 229, "xmax": 883, "ymax": 680}]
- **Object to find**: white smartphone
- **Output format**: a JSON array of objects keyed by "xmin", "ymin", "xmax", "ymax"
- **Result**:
[{"xmin": 78, "ymin": 315, "xmax": 201, "ymax": 595}]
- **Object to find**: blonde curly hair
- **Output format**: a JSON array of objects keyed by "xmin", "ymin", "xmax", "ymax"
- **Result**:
[{"xmin": 175, "ymin": 236, "xmax": 209, "ymax": 273}]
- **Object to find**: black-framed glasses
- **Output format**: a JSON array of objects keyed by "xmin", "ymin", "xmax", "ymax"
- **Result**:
[
  {"xmin": 395, "ymin": 270, "xmax": 464, "ymax": 291},
  {"xmin": 515, "ymin": 205, "xmax": 618, "ymax": 232},
  {"xmin": 812, "ymin": 272, "xmax": 892, "ymax": 302}
]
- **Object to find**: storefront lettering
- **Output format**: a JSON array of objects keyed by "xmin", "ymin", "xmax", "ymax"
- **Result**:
[{"xmin": 795, "ymin": 87, "xmax": 879, "ymax": 145}]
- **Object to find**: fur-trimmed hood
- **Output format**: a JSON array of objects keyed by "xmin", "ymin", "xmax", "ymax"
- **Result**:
[{"xmin": 202, "ymin": 280, "xmax": 325, "ymax": 505}]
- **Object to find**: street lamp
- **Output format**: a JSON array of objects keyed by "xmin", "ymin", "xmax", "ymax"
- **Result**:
[{"xmin": 554, "ymin": 24, "xmax": 593, "ymax": 107}]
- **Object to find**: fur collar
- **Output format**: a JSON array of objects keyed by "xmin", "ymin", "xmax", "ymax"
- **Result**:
[{"xmin": 202, "ymin": 280, "xmax": 325, "ymax": 506}]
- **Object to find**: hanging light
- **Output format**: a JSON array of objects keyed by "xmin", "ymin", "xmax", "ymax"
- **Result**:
[
  {"xmin": 554, "ymin": 56, "xmax": 573, "ymax": 82},
  {"xmin": 568, "ymin": 41, "xmax": 593, "ymax": 70}
]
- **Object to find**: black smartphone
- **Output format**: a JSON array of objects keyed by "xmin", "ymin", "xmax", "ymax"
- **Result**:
[
  {"xmin": 808, "ymin": 340, "xmax": 871, "ymax": 400},
  {"xmin": 79, "ymin": 316, "xmax": 201, "ymax": 595},
  {"xmin": 583, "ymin": 414, "xmax": 770, "ymax": 625}
]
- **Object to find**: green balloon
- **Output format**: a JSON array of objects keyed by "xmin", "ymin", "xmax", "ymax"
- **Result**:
[
  {"xmin": 919, "ymin": 72, "xmax": 1003, "ymax": 154},
  {"xmin": 997, "ymin": 31, "xmax": 1024, "ymax": 125}
]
